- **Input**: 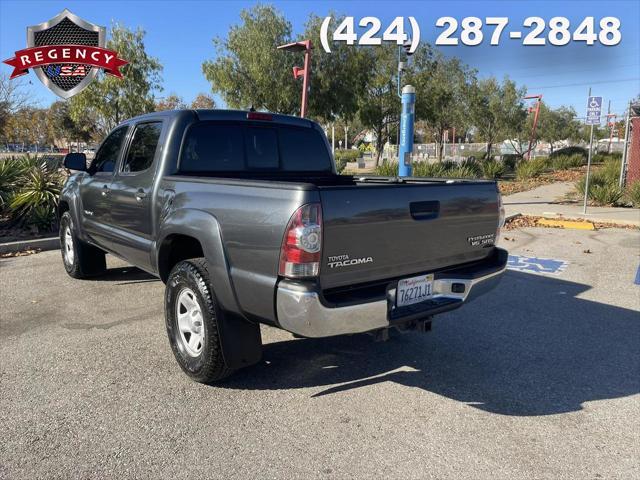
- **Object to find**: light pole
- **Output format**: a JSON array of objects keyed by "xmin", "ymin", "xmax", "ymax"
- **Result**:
[
  {"xmin": 524, "ymin": 94, "xmax": 543, "ymax": 160},
  {"xmin": 277, "ymin": 40, "xmax": 312, "ymax": 118}
]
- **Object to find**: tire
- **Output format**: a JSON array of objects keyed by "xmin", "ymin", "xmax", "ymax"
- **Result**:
[
  {"xmin": 165, "ymin": 258, "xmax": 233, "ymax": 383},
  {"xmin": 59, "ymin": 211, "xmax": 106, "ymax": 278}
]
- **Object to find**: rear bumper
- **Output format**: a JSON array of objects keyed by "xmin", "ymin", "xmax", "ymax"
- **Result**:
[{"xmin": 276, "ymin": 248, "xmax": 508, "ymax": 338}]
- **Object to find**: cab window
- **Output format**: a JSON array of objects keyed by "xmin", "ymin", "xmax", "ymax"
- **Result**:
[
  {"xmin": 91, "ymin": 126, "xmax": 128, "ymax": 174},
  {"xmin": 122, "ymin": 122, "xmax": 162, "ymax": 173}
]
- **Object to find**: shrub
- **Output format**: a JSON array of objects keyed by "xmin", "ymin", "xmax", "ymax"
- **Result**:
[
  {"xmin": 592, "ymin": 152, "xmax": 622, "ymax": 164},
  {"xmin": 550, "ymin": 146, "xmax": 587, "ymax": 160},
  {"xmin": 625, "ymin": 181, "xmax": 640, "ymax": 208},
  {"xmin": 448, "ymin": 165, "xmax": 480, "ymax": 179},
  {"xmin": 481, "ymin": 160, "xmax": 505, "ymax": 179},
  {"xmin": 551, "ymin": 154, "xmax": 584, "ymax": 170},
  {"xmin": 374, "ymin": 160, "xmax": 397, "ymax": 176},
  {"xmin": 501, "ymin": 154, "xmax": 521, "ymax": 171},
  {"xmin": 334, "ymin": 149, "xmax": 361, "ymax": 174},
  {"xmin": 413, "ymin": 161, "xmax": 448, "ymax": 177},
  {"xmin": 334, "ymin": 149, "xmax": 360, "ymax": 162},
  {"xmin": 575, "ymin": 162, "xmax": 624, "ymax": 207},
  {"xmin": 515, "ymin": 158, "xmax": 547, "ymax": 180},
  {"xmin": 459, "ymin": 158, "xmax": 482, "ymax": 176},
  {"xmin": 8, "ymin": 157, "xmax": 64, "ymax": 231},
  {"xmin": 590, "ymin": 183, "xmax": 623, "ymax": 206},
  {"xmin": 460, "ymin": 150, "xmax": 485, "ymax": 159},
  {"xmin": 0, "ymin": 157, "xmax": 29, "ymax": 211}
]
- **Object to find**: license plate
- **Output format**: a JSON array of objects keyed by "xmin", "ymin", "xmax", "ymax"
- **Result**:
[{"xmin": 396, "ymin": 274, "xmax": 434, "ymax": 307}]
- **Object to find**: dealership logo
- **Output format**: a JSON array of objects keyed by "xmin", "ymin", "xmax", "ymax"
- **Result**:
[{"xmin": 2, "ymin": 9, "xmax": 128, "ymax": 99}]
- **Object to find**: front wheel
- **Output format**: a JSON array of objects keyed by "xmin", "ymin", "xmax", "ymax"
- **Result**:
[
  {"xmin": 165, "ymin": 258, "xmax": 233, "ymax": 383},
  {"xmin": 59, "ymin": 211, "xmax": 106, "ymax": 278}
]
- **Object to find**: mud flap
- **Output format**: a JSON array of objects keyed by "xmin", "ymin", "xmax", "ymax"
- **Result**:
[{"xmin": 217, "ymin": 312, "xmax": 262, "ymax": 370}]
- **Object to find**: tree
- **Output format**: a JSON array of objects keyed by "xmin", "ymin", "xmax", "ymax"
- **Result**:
[
  {"xmin": 357, "ymin": 44, "xmax": 399, "ymax": 164},
  {"xmin": 301, "ymin": 15, "xmax": 372, "ymax": 123},
  {"xmin": 191, "ymin": 93, "xmax": 216, "ymax": 109},
  {"xmin": 202, "ymin": 5, "xmax": 298, "ymax": 113},
  {"xmin": 538, "ymin": 104, "xmax": 581, "ymax": 152},
  {"xmin": 49, "ymin": 101, "xmax": 95, "ymax": 150},
  {"xmin": 469, "ymin": 77, "xmax": 527, "ymax": 159},
  {"xmin": 0, "ymin": 73, "xmax": 32, "ymax": 146},
  {"xmin": 156, "ymin": 94, "xmax": 186, "ymax": 111},
  {"xmin": 69, "ymin": 23, "xmax": 162, "ymax": 135},
  {"xmin": 410, "ymin": 53, "xmax": 475, "ymax": 161}
]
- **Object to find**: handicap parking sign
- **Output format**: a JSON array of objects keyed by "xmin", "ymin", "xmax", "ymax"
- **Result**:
[
  {"xmin": 586, "ymin": 96, "xmax": 602, "ymax": 125},
  {"xmin": 507, "ymin": 255, "xmax": 568, "ymax": 275}
]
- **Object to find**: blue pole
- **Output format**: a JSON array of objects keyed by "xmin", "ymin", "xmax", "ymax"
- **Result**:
[{"xmin": 397, "ymin": 85, "xmax": 416, "ymax": 177}]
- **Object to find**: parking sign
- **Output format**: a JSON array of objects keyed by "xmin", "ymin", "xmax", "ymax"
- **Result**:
[{"xmin": 586, "ymin": 96, "xmax": 602, "ymax": 125}]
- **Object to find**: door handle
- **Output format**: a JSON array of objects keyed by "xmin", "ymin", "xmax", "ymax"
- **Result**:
[
  {"xmin": 101, "ymin": 185, "xmax": 110, "ymax": 196},
  {"xmin": 135, "ymin": 189, "xmax": 147, "ymax": 202}
]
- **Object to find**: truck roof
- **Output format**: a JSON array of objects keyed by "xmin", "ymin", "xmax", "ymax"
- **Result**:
[{"xmin": 125, "ymin": 109, "xmax": 317, "ymax": 129}]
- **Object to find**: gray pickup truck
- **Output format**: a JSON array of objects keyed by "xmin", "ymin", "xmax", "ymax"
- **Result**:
[{"xmin": 59, "ymin": 109, "xmax": 507, "ymax": 383}]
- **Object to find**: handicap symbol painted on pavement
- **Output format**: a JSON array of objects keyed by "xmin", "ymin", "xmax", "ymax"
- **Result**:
[{"xmin": 507, "ymin": 255, "xmax": 568, "ymax": 275}]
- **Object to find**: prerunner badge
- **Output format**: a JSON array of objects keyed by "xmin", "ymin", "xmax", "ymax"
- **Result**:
[{"xmin": 2, "ymin": 9, "xmax": 128, "ymax": 99}]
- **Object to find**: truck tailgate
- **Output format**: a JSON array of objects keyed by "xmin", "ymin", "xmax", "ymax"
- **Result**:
[{"xmin": 319, "ymin": 181, "xmax": 500, "ymax": 289}]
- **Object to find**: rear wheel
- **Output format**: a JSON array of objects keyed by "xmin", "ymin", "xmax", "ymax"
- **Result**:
[
  {"xmin": 165, "ymin": 258, "xmax": 233, "ymax": 383},
  {"xmin": 59, "ymin": 211, "xmax": 106, "ymax": 278}
]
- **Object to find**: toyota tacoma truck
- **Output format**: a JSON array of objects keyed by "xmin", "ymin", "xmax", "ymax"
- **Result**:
[{"xmin": 59, "ymin": 109, "xmax": 507, "ymax": 383}]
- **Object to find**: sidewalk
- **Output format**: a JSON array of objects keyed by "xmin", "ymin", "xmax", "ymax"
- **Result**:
[{"xmin": 503, "ymin": 182, "xmax": 640, "ymax": 227}]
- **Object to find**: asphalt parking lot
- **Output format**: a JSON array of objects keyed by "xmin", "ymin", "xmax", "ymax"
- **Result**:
[{"xmin": 1, "ymin": 226, "xmax": 639, "ymax": 479}]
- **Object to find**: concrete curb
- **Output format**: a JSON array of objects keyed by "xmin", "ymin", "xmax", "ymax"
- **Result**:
[{"xmin": 0, "ymin": 237, "xmax": 60, "ymax": 255}]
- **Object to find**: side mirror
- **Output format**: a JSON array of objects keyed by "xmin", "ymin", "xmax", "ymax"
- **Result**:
[{"xmin": 63, "ymin": 152, "xmax": 87, "ymax": 171}]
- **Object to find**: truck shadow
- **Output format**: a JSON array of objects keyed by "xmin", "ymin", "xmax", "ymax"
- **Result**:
[
  {"xmin": 224, "ymin": 271, "xmax": 640, "ymax": 416},
  {"xmin": 90, "ymin": 266, "xmax": 158, "ymax": 284}
]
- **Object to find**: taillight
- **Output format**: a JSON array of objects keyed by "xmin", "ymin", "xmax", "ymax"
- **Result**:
[
  {"xmin": 496, "ymin": 192, "xmax": 505, "ymax": 241},
  {"xmin": 247, "ymin": 112, "xmax": 273, "ymax": 121},
  {"xmin": 279, "ymin": 203, "xmax": 322, "ymax": 278}
]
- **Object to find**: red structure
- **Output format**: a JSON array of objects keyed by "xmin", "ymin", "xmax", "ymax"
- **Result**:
[
  {"xmin": 627, "ymin": 116, "xmax": 640, "ymax": 184},
  {"xmin": 524, "ymin": 94, "xmax": 543, "ymax": 160},
  {"xmin": 277, "ymin": 40, "xmax": 312, "ymax": 118}
]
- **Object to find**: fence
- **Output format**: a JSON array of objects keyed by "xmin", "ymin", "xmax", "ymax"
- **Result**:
[{"xmin": 382, "ymin": 140, "xmax": 626, "ymax": 163}]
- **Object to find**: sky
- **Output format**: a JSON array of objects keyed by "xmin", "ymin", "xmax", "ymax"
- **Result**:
[{"xmin": 1, "ymin": 0, "xmax": 639, "ymax": 118}]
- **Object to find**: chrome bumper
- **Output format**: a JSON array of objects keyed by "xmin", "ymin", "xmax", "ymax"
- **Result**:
[{"xmin": 276, "ymin": 251, "xmax": 507, "ymax": 338}]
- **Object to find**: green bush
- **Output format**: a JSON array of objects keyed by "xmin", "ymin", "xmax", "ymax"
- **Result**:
[
  {"xmin": 515, "ymin": 158, "xmax": 547, "ymax": 180},
  {"xmin": 590, "ymin": 183, "xmax": 623, "ymax": 206},
  {"xmin": 460, "ymin": 150, "xmax": 485, "ymax": 159},
  {"xmin": 334, "ymin": 149, "xmax": 360, "ymax": 162},
  {"xmin": 334, "ymin": 149, "xmax": 361, "ymax": 174},
  {"xmin": 501, "ymin": 154, "xmax": 521, "ymax": 171},
  {"xmin": 459, "ymin": 158, "xmax": 482, "ymax": 176},
  {"xmin": 374, "ymin": 160, "xmax": 397, "ymax": 176},
  {"xmin": 592, "ymin": 152, "xmax": 622, "ymax": 164},
  {"xmin": 625, "ymin": 181, "xmax": 640, "ymax": 208},
  {"xmin": 412, "ymin": 161, "xmax": 448, "ymax": 177},
  {"xmin": 0, "ymin": 157, "xmax": 29, "ymax": 211},
  {"xmin": 6, "ymin": 156, "xmax": 64, "ymax": 231},
  {"xmin": 575, "ymin": 161, "xmax": 624, "ymax": 206},
  {"xmin": 549, "ymin": 146, "xmax": 587, "ymax": 160},
  {"xmin": 551, "ymin": 154, "xmax": 584, "ymax": 170},
  {"xmin": 448, "ymin": 165, "xmax": 480, "ymax": 179},
  {"xmin": 481, "ymin": 160, "xmax": 505, "ymax": 179}
]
